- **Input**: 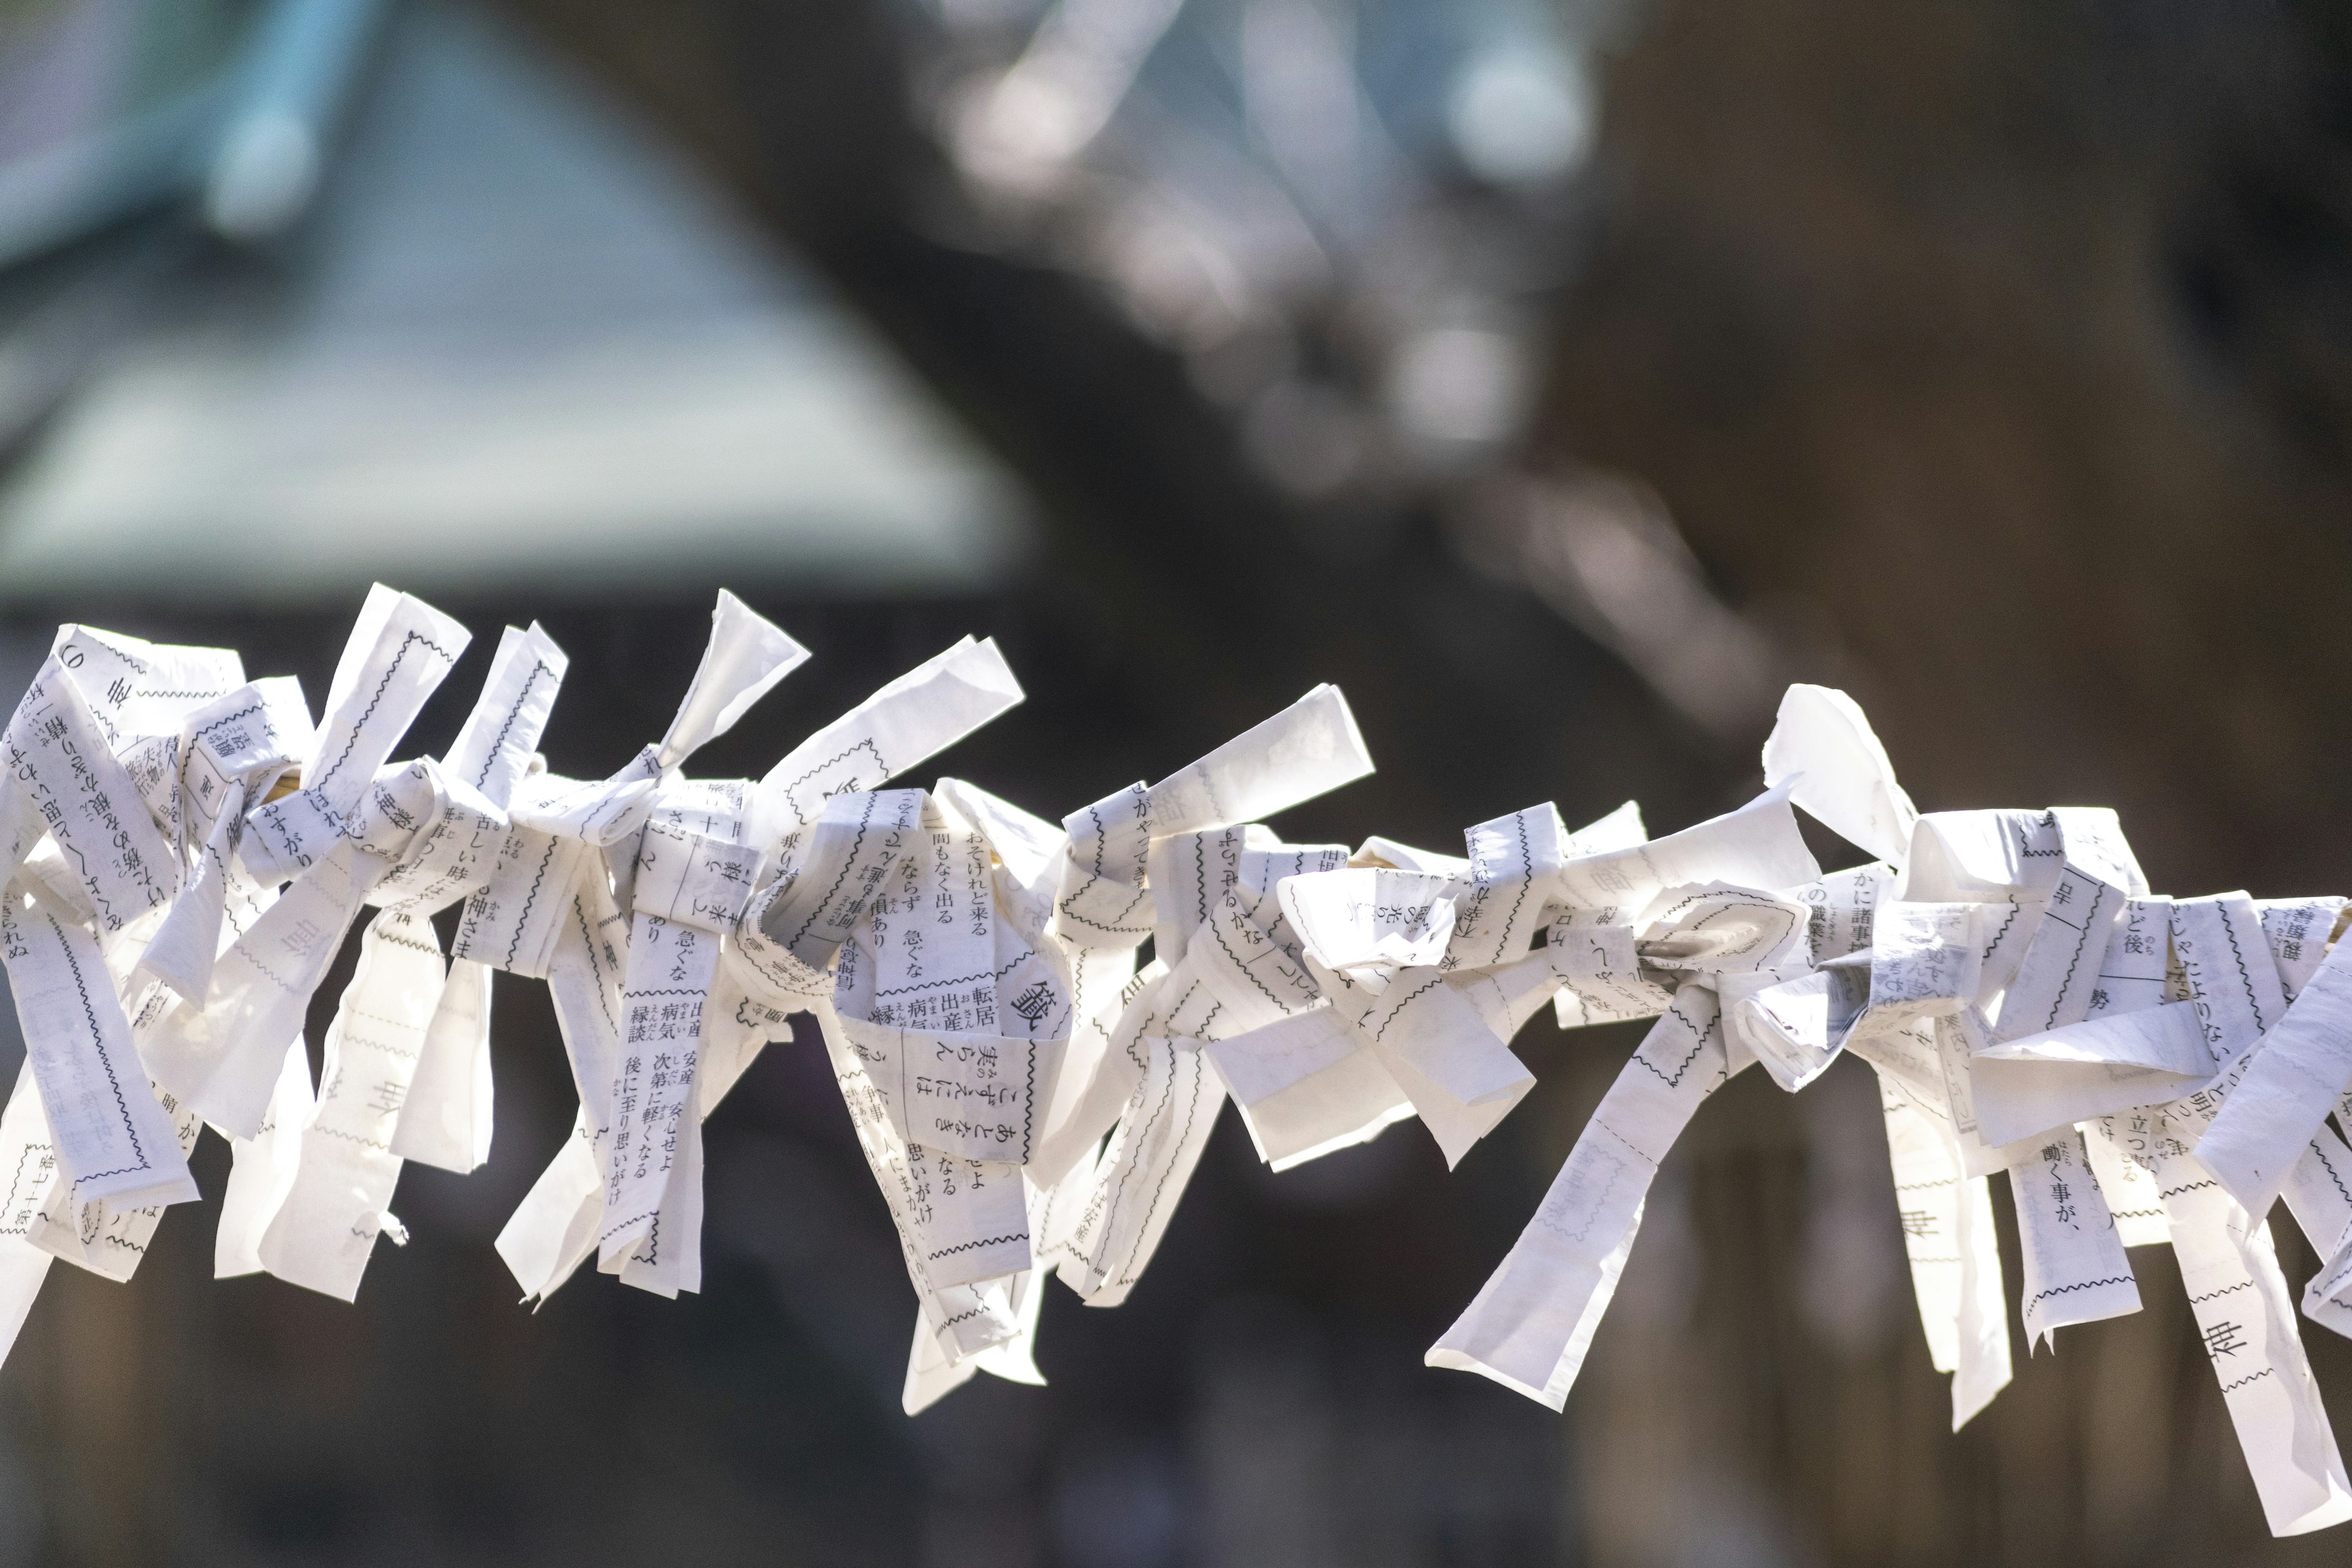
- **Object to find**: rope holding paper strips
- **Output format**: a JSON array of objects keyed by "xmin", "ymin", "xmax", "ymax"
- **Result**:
[{"xmin": 0, "ymin": 595, "xmax": 2347, "ymax": 1539}]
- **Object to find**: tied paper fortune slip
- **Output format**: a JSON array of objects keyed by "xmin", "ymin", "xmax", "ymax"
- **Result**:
[{"xmin": 0, "ymin": 598, "xmax": 2350, "ymax": 1540}]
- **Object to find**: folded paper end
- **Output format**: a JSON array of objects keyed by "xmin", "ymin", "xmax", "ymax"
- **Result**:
[{"xmin": 1423, "ymin": 1345, "xmax": 1568, "ymax": 1411}]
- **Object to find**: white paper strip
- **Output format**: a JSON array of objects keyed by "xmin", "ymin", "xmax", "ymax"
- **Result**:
[
  {"xmin": 1425, "ymin": 991, "xmax": 1735, "ymax": 1409},
  {"xmin": 2149, "ymin": 1119, "xmax": 2352, "ymax": 1536},
  {"xmin": 2, "ymin": 657, "xmax": 179, "ymax": 941},
  {"xmin": 256, "ymin": 907, "xmax": 447, "ymax": 1300},
  {"xmin": 1058, "ymin": 1035, "xmax": 1226, "ymax": 1307},
  {"xmin": 1876, "ymin": 1076, "xmax": 2011, "ymax": 1428},
  {"xmin": 748, "ymin": 636, "xmax": 1021, "ymax": 841},
  {"xmin": 656, "ymin": 591, "xmax": 810, "ymax": 771},
  {"xmin": 596, "ymin": 914, "xmax": 721, "ymax": 1267},
  {"xmin": 0, "ymin": 1065, "xmax": 58, "ymax": 1367},
  {"xmin": 1760, "ymin": 684, "xmax": 1919, "ymax": 867},
  {"xmin": 0, "ymin": 885, "xmax": 195, "ymax": 1209},
  {"xmin": 2195, "ymin": 935, "xmax": 2352, "ymax": 1220},
  {"xmin": 390, "ymin": 958, "xmax": 494, "ymax": 1174},
  {"xmin": 2011, "ymin": 1129, "xmax": 2140, "ymax": 1348}
]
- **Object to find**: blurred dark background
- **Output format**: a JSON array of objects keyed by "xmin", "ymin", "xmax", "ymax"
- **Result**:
[{"xmin": 1, "ymin": 0, "xmax": 2351, "ymax": 1562}]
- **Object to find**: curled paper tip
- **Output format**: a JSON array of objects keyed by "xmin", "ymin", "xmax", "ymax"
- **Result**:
[
  {"xmin": 1763, "ymin": 683, "xmax": 1919, "ymax": 868},
  {"xmin": 656, "ymin": 590, "xmax": 812, "ymax": 770}
]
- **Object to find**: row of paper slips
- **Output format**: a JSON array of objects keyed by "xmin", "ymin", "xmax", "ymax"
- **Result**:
[{"xmin": 2, "ymin": 587, "xmax": 2350, "ymax": 1536}]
